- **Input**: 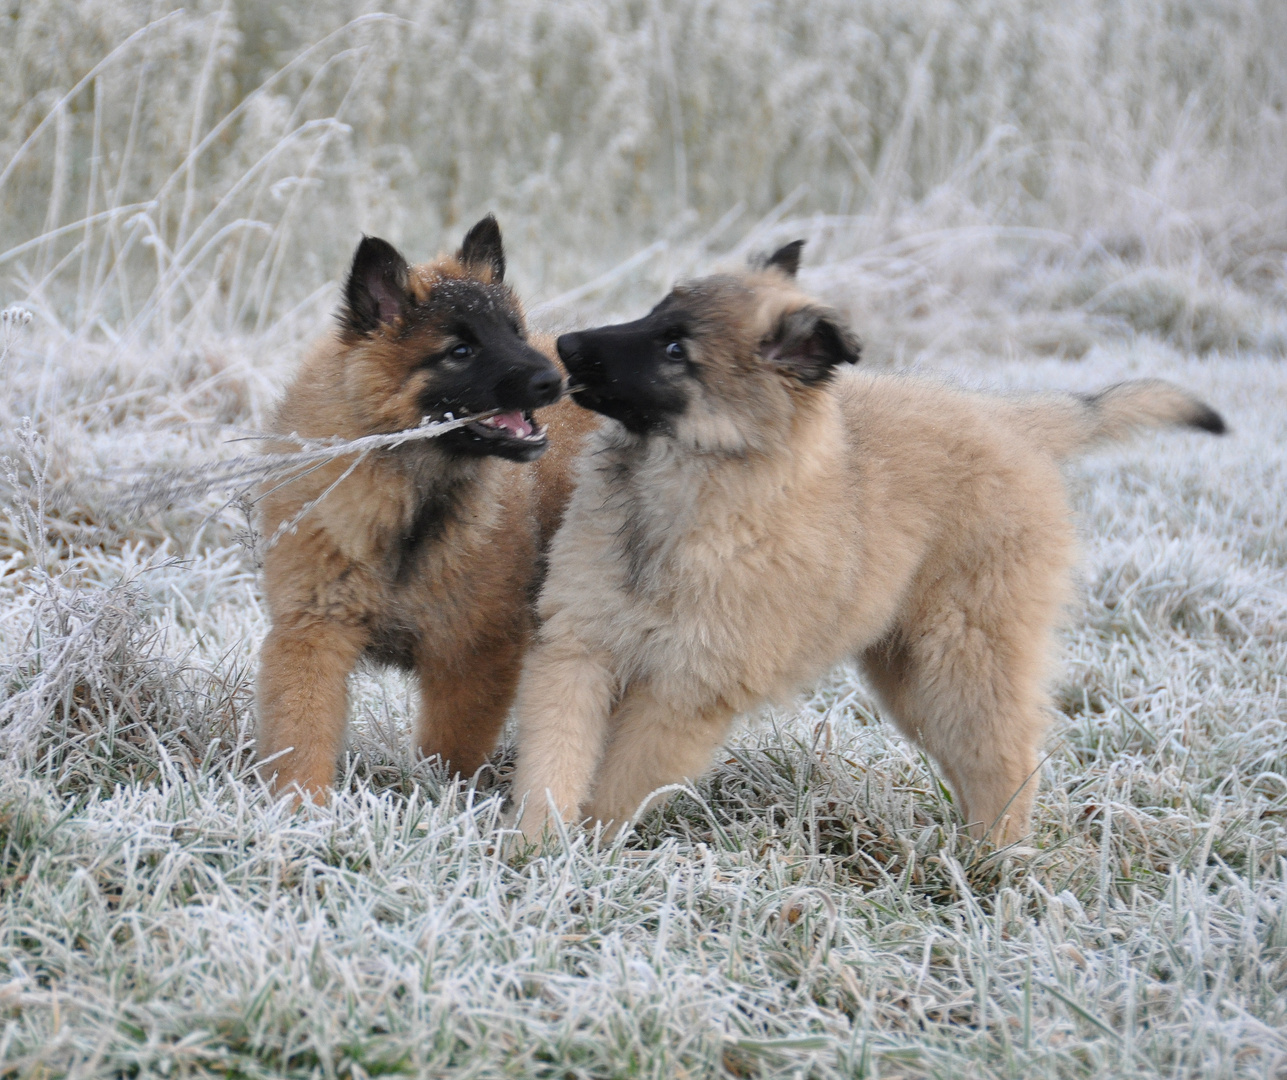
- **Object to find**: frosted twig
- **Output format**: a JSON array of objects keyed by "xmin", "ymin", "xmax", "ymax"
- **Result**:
[
  {"xmin": 116, "ymin": 410, "xmax": 498, "ymax": 518},
  {"xmin": 259, "ymin": 443, "xmax": 371, "ymax": 552}
]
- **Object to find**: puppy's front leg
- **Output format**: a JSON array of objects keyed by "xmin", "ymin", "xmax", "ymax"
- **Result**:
[
  {"xmin": 256, "ymin": 621, "xmax": 365, "ymax": 800},
  {"xmin": 585, "ymin": 685, "xmax": 733, "ymax": 834},
  {"xmin": 510, "ymin": 634, "xmax": 617, "ymax": 842}
]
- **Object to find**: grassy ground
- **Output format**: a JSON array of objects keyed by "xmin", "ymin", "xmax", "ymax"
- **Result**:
[
  {"xmin": 2, "ymin": 333, "xmax": 1283, "ymax": 1080},
  {"xmin": 3, "ymin": 2, "xmax": 1287, "ymax": 1077}
]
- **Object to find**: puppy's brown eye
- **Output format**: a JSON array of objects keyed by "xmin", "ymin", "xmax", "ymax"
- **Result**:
[
  {"xmin": 451, "ymin": 343, "xmax": 473, "ymax": 359},
  {"xmin": 665, "ymin": 340, "xmax": 686, "ymax": 361}
]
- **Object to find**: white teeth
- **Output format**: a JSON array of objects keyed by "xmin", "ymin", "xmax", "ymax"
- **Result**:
[{"xmin": 472, "ymin": 415, "xmax": 544, "ymax": 439}]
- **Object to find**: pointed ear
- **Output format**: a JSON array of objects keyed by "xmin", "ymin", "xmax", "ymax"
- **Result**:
[
  {"xmin": 762, "ymin": 306, "xmax": 861, "ymax": 385},
  {"xmin": 458, "ymin": 214, "xmax": 505, "ymax": 283},
  {"xmin": 341, "ymin": 236, "xmax": 410, "ymax": 337},
  {"xmin": 762, "ymin": 239, "xmax": 805, "ymax": 278}
]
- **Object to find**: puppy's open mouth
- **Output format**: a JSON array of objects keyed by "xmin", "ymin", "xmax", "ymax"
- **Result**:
[{"xmin": 466, "ymin": 409, "xmax": 547, "ymax": 448}]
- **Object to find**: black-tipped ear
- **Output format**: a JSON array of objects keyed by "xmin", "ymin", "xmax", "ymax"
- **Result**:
[
  {"xmin": 763, "ymin": 239, "xmax": 805, "ymax": 278},
  {"xmin": 459, "ymin": 214, "xmax": 505, "ymax": 283},
  {"xmin": 762, "ymin": 306, "xmax": 861, "ymax": 385},
  {"xmin": 341, "ymin": 236, "xmax": 410, "ymax": 337}
]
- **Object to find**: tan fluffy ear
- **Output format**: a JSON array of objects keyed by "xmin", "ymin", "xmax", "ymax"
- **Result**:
[
  {"xmin": 762, "ymin": 306, "xmax": 861, "ymax": 385},
  {"xmin": 762, "ymin": 239, "xmax": 805, "ymax": 278},
  {"xmin": 458, "ymin": 214, "xmax": 505, "ymax": 283},
  {"xmin": 340, "ymin": 236, "xmax": 410, "ymax": 337}
]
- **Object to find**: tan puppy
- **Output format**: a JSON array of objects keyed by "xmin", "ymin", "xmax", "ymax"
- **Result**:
[
  {"xmin": 510, "ymin": 241, "xmax": 1225, "ymax": 845},
  {"xmin": 256, "ymin": 217, "xmax": 594, "ymax": 799}
]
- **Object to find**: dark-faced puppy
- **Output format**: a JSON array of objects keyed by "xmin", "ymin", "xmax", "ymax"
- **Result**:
[
  {"xmin": 509, "ymin": 242, "xmax": 1225, "ymax": 846},
  {"xmin": 256, "ymin": 216, "xmax": 596, "ymax": 799},
  {"xmin": 335, "ymin": 221, "xmax": 559, "ymax": 459}
]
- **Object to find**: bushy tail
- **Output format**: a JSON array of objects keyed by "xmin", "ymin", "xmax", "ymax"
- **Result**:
[{"xmin": 1005, "ymin": 379, "xmax": 1226, "ymax": 460}]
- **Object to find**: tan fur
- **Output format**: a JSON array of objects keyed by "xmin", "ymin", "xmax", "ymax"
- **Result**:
[
  {"xmin": 510, "ymin": 268, "xmax": 1223, "ymax": 846},
  {"xmin": 256, "ymin": 246, "xmax": 596, "ymax": 800}
]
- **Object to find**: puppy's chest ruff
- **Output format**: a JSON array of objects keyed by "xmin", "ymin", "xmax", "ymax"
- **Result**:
[
  {"xmin": 385, "ymin": 481, "xmax": 467, "ymax": 583},
  {"xmin": 354, "ymin": 476, "xmax": 515, "ymax": 668},
  {"xmin": 334, "ymin": 456, "xmax": 502, "ymax": 599},
  {"xmin": 602, "ymin": 458, "xmax": 798, "ymax": 589},
  {"xmin": 592, "ymin": 471, "xmax": 786, "ymax": 635},
  {"xmin": 566, "ymin": 450, "xmax": 856, "ymax": 701},
  {"xmin": 597, "ymin": 467, "xmax": 707, "ymax": 594}
]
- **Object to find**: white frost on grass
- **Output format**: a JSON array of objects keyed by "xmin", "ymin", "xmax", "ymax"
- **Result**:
[
  {"xmin": 1, "ymin": 1, "xmax": 1286, "ymax": 1076},
  {"xmin": 1, "ymin": 344, "xmax": 1283, "ymax": 1079}
]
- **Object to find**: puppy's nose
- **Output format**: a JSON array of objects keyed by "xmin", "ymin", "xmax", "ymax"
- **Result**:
[
  {"xmin": 556, "ymin": 332, "xmax": 581, "ymax": 363},
  {"xmin": 529, "ymin": 367, "xmax": 563, "ymax": 404}
]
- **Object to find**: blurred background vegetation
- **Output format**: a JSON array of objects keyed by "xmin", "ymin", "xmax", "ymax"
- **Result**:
[{"xmin": 2, "ymin": 0, "xmax": 1284, "ymax": 355}]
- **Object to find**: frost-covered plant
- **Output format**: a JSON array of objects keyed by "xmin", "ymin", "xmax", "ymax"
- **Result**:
[
  {"xmin": 1, "ymin": 0, "xmax": 1284, "ymax": 350},
  {"xmin": 0, "ymin": 305, "xmax": 32, "ymax": 366}
]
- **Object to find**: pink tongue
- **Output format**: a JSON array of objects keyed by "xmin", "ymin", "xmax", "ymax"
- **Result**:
[{"xmin": 493, "ymin": 410, "xmax": 533, "ymax": 437}]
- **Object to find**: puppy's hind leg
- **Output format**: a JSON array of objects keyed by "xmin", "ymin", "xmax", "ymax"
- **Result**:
[
  {"xmin": 415, "ymin": 633, "xmax": 524, "ymax": 779},
  {"xmin": 862, "ymin": 615, "xmax": 1054, "ymax": 847},
  {"xmin": 256, "ymin": 621, "xmax": 365, "ymax": 801},
  {"xmin": 584, "ymin": 683, "xmax": 735, "ymax": 836}
]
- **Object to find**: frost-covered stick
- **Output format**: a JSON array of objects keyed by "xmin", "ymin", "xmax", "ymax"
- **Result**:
[
  {"xmin": 116, "ymin": 409, "xmax": 501, "ymax": 517},
  {"xmin": 258, "ymin": 444, "xmax": 371, "ymax": 552}
]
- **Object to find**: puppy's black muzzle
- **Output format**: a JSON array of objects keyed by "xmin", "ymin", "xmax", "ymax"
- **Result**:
[
  {"xmin": 557, "ymin": 327, "xmax": 640, "ymax": 392},
  {"xmin": 529, "ymin": 365, "xmax": 564, "ymax": 406},
  {"xmin": 555, "ymin": 331, "xmax": 590, "ymax": 378},
  {"xmin": 431, "ymin": 340, "xmax": 565, "ymax": 463},
  {"xmin": 556, "ymin": 325, "xmax": 688, "ymax": 434},
  {"xmin": 556, "ymin": 329, "xmax": 613, "ymax": 413},
  {"xmin": 493, "ymin": 346, "xmax": 564, "ymax": 411}
]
